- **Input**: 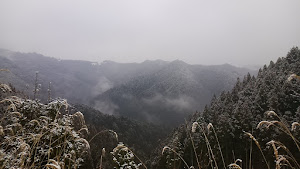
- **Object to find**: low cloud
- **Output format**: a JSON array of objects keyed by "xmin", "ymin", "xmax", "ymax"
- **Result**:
[
  {"xmin": 93, "ymin": 100, "xmax": 119, "ymax": 115},
  {"xmin": 91, "ymin": 76, "xmax": 114, "ymax": 96},
  {"xmin": 140, "ymin": 111, "xmax": 161, "ymax": 124},
  {"xmin": 143, "ymin": 93, "xmax": 196, "ymax": 112}
]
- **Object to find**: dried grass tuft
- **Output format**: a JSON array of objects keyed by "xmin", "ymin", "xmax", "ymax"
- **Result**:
[
  {"xmin": 291, "ymin": 122, "xmax": 300, "ymax": 131},
  {"xmin": 46, "ymin": 159, "xmax": 61, "ymax": 169},
  {"xmin": 192, "ymin": 122, "xmax": 198, "ymax": 133},
  {"xmin": 266, "ymin": 110, "xmax": 279, "ymax": 118},
  {"xmin": 228, "ymin": 163, "xmax": 242, "ymax": 169}
]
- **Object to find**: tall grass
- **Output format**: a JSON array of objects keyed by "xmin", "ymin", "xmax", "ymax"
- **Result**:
[
  {"xmin": 0, "ymin": 89, "xmax": 90, "ymax": 169},
  {"xmin": 157, "ymin": 112, "xmax": 300, "ymax": 169},
  {"xmin": 111, "ymin": 142, "xmax": 148, "ymax": 169}
]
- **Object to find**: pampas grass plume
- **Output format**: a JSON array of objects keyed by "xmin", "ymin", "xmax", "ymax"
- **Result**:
[
  {"xmin": 291, "ymin": 122, "xmax": 300, "ymax": 131},
  {"xmin": 192, "ymin": 122, "xmax": 198, "ymax": 133},
  {"xmin": 207, "ymin": 123, "xmax": 213, "ymax": 131}
]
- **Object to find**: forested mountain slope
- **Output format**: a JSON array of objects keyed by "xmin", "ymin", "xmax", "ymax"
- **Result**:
[
  {"xmin": 152, "ymin": 47, "xmax": 300, "ymax": 169},
  {"xmin": 0, "ymin": 49, "xmax": 253, "ymax": 127},
  {"xmin": 93, "ymin": 60, "xmax": 252, "ymax": 126},
  {"xmin": 0, "ymin": 49, "xmax": 169, "ymax": 105},
  {"xmin": 0, "ymin": 49, "xmax": 102, "ymax": 104}
]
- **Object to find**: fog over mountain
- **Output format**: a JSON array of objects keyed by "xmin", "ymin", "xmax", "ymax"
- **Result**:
[
  {"xmin": 1, "ymin": 1, "xmax": 300, "ymax": 66},
  {"xmin": 94, "ymin": 60, "xmax": 253, "ymax": 126},
  {"xmin": 0, "ymin": 49, "xmax": 254, "ymax": 126}
]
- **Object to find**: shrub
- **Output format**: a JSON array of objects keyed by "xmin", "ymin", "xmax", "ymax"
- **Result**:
[{"xmin": 0, "ymin": 87, "xmax": 91, "ymax": 169}]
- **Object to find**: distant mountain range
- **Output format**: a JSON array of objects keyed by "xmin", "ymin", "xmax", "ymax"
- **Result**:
[
  {"xmin": 0, "ymin": 48, "xmax": 254, "ymax": 126},
  {"xmin": 94, "ymin": 60, "xmax": 254, "ymax": 126}
]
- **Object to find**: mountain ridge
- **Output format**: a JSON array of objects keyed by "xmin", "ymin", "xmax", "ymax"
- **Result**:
[
  {"xmin": 0, "ymin": 48, "xmax": 254, "ymax": 127},
  {"xmin": 93, "ymin": 59, "xmax": 253, "ymax": 126}
]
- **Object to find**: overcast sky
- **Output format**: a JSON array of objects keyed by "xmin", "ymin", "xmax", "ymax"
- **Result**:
[{"xmin": 0, "ymin": 0, "xmax": 300, "ymax": 66}]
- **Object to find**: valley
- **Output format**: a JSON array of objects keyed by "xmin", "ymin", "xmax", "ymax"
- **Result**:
[{"xmin": 1, "ymin": 47, "xmax": 299, "ymax": 169}]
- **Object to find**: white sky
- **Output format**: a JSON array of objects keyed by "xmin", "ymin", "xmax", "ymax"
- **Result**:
[{"xmin": 0, "ymin": 0, "xmax": 300, "ymax": 66}]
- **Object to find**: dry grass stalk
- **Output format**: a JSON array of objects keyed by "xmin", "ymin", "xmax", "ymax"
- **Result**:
[
  {"xmin": 248, "ymin": 135, "xmax": 252, "ymax": 169},
  {"xmin": 89, "ymin": 129, "xmax": 118, "ymax": 143},
  {"xmin": 271, "ymin": 141, "xmax": 300, "ymax": 168},
  {"xmin": 261, "ymin": 111, "xmax": 300, "ymax": 151},
  {"xmin": 266, "ymin": 110, "xmax": 279, "ymax": 118},
  {"xmin": 162, "ymin": 146, "xmax": 190, "ymax": 169},
  {"xmin": 192, "ymin": 122, "xmax": 217, "ymax": 169},
  {"xmin": 192, "ymin": 122, "xmax": 198, "ymax": 133},
  {"xmin": 46, "ymin": 159, "xmax": 61, "ymax": 169},
  {"xmin": 183, "ymin": 119, "xmax": 201, "ymax": 169},
  {"xmin": 244, "ymin": 131, "xmax": 270, "ymax": 169},
  {"xmin": 276, "ymin": 155, "xmax": 294, "ymax": 169},
  {"xmin": 235, "ymin": 159, "xmax": 242, "ymax": 164},
  {"xmin": 99, "ymin": 148, "xmax": 105, "ymax": 169},
  {"xmin": 267, "ymin": 140, "xmax": 280, "ymax": 169},
  {"xmin": 228, "ymin": 158, "xmax": 242, "ymax": 169},
  {"xmin": 109, "ymin": 130, "xmax": 118, "ymax": 141},
  {"xmin": 257, "ymin": 120, "xmax": 273, "ymax": 129},
  {"xmin": 288, "ymin": 74, "xmax": 300, "ymax": 81},
  {"xmin": 188, "ymin": 130, "xmax": 201, "ymax": 169},
  {"xmin": 228, "ymin": 163, "xmax": 242, "ymax": 169},
  {"xmin": 207, "ymin": 123, "xmax": 226, "ymax": 169}
]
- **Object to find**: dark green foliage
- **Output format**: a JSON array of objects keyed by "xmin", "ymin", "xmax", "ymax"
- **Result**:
[
  {"xmin": 74, "ymin": 104, "xmax": 169, "ymax": 168},
  {"xmin": 153, "ymin": 47, "xmax": 300, "ymax": 169}
]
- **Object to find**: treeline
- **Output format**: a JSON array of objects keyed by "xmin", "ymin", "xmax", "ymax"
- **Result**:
[{"xmin": 153, "ymin": 47, "xmax": 300, "ymax": 169}]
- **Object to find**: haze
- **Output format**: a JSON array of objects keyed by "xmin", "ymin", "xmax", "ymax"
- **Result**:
[{"xmin": 0, "ymin": 0, "xmax": 300, "ymax": 66}]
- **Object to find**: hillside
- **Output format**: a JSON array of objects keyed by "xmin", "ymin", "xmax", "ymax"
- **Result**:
[
  {"xmin": 94, "ymin": 60, "xmax": 252, "ymax": 126},
  {"xmin": 151, "ymin": 47, "xmax": 300, "ymax": 168},
  {"xmin": 0, "ymin": 49, "xmax": 168, "ymax": 104},
  {"xmin": 0, "ymin": 49, "xmax": 253, "ymax": 127},
  {"xmin": 0, "ymin": 49, "xmax": 101, "ymax": 104}
]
